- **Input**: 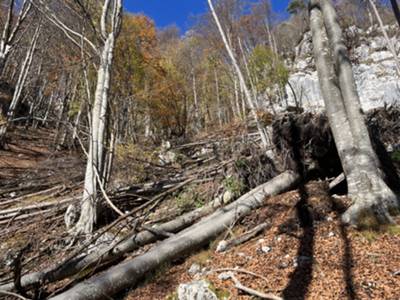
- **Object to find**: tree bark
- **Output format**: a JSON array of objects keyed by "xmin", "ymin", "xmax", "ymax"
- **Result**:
[
  {"xmin": 74, "ymin": 0, "xmax": 122, "ymax": 234},
  {"xmin": 207, "ymin": 0, "xmax": 269, "ymax": 148},
  {"xmin": 49, "ymin": 171, "xmax": 299, "ymax": 300},
  {"xmin": 0, "ymin": 23, "xmax": 40, "ymax": 147},
  {"xmin": 0, "ymin": 0, "xmax": 31, "ymax": 76},
  {"xmin": 309, "ymin": 0, "xmax": 399, "ymax": 225}
]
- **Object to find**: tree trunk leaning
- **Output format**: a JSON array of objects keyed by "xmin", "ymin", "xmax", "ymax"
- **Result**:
[
  {"xmin": 50, "ymin": 171, "xmax": 299, "ymax": 300},
  {"xmin": 0, "ymin": 190, "xmax": 236, "ymax": 292},
  {"xmin": 309, "ymin": 0, "xmax": 399, "ymax": 225}
]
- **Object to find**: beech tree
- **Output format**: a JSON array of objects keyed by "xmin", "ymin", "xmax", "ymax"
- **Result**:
[
  {"xmin": 74, "ymin": 0, "xmax": 123, "ymax": 234},
  {"xmin": 34, "ymin": 0, "xmax": 123, "ymax": 234},
  {"xmin": 0, "ymin": 22, "xmax": 41, "ymax": 147},
  {"xmin": 0, "ymin": 0, "xmax": 32, "ymax": 75},
  {"xmin": 309, "ymin": 0, "xmax": 399, "ymax": 225}
]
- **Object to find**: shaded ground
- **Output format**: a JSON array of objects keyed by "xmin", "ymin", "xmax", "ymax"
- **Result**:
[
  {"xmin": 0, "ymin": 127, "xmax": 84, "ymax": 195},
  {"xmin": 0, "ymin": 127, "xmax": 84, "ymax": 286},
  {"xmin": 125, "ymin": 182, "xmax": 400, "ymax": 300}
]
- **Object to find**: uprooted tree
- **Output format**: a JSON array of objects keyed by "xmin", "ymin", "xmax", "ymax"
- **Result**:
[{"xmin": 309, "ymin": 0, "xmax": 399, "ymax": 225}]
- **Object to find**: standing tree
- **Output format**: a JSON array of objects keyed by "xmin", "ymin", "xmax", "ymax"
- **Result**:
[
  {"xmin": 35, "ymin": 0, "xmax": 123, "ymax": 234},
  {"xmin": 309, "ymin": 0, "xmax": 399, "ymax": 225},
  {"xmin": 207, "ymin": 0, "xmax": 269, "ymax": 148},
  {"xmin": 0, "ymin": 0, "xmax": 32, "ymax": 75},
  {"xmin": 0, "ymin": 22, "xmax": 41, "ymax": 147},
  {"xmin": 74, "ymin": 0, "xmax": 123, "ymax": 234}
]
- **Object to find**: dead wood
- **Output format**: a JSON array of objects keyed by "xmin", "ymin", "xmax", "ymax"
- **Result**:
[
  {"xmin": 272, "ymin": 109, "xmax": 400, "ymax": 190},
  {"xmin": 217, "ymin": 223, "xmax": 268, "ymax": 252},
  {"xmin": 48, "ymin": 171, "xmax": 299, "ymax": 300},
  {"xmin": 329, "ymin": 173, "xmax": 345, "ymax": 190},
  {"xmin": 140, "ymin": 224, "xmax": 174, "ymax": 238},
  {"xmin": 0, "ymin": 188, "xmax": 233, "ymax": 292},
  {"xmin": 229, "ymin": 274, "xmax": 282, "ymax": 300}
]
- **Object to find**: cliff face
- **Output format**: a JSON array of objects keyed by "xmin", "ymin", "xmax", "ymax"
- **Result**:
[{"xmin": 284, "ymin": 25, "xmax": 400, "ymax": 111}]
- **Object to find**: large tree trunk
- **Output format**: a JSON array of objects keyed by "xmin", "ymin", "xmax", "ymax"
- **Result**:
[
  {"xmin": 309, "ymin": 0, "xmax": 399, "ymax": 225},
  {"xmin": 75, "ymin": 37, "xmax": 115, "ymax": 234},
  {"xmin": 73, "ymin": 0, "xmax": 122, "ymax": 234},
  {"xmin": 49, "ymin": 171, "xmax": 299, "ymax": 300}
]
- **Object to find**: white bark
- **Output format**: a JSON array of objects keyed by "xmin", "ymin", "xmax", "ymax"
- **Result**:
[
  {"xmin": 214, "ymin": 67, "xmax": 223, "ymax": 126},
  {"xmin": 207, "ymin": 0, "xmax": 269, "ymax": 148},
  {"xmin": 74, "ymin": 0, "xmax": 122, "ymax": 234},
  {"xmin": 192, "ymin": 67, "xmax": 201, "ymax": 131},
  {"xmin": 0, "ymin": 0, "xmax": 32, "ymax": 74},
  {"xmin": 49, "ymin": 171, "xmax": 299, "ymax": 300},
  {"xmin": 0, "ymin": 23, "xmax": 40, "ymax": 146},
  {"xmin": 310, "ymin": 0, "xmax": 399, "ymax": 225}
]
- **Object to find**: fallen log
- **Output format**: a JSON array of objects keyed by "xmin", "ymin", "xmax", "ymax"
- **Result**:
[
  {"xmin": 49, "ymin": 171, "xmax": 299, "ymax": 300},
  {"xmin": 0, "ymin": 189, "xmax": 234, "ymax": 292},
  {"xmin": 216, "ymin": 222, "xmax": 268, "ymax": 252},
  {"xmin": 229, "ymin": 274, "xmax": 282, "ymax": 300},
  {"xmin": 0, "ymin": 197, "xmax": 77, "ymax": 218}
]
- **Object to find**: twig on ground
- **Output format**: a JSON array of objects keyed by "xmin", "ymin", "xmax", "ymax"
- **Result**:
[
  {"xmin": 211, "ymin": 267, "xmax": 269, "ymax": 283},
  {"xmin": 219, "ymin": 222, "xmax": 268, "ymax": 252},
  {"xmin": 329, "ymin": 173, "xmax": 345, "ymax": 190},
  {"xmin": 0, "ymin": 290, "xmax": 31, "ymax": 300},
  {"xmin": 229, "ymin": 274, "xmax": 282, "ymax": 300}
]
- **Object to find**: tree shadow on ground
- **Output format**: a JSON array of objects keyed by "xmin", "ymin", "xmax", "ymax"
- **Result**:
[
  {"xmin": 281, "ymin": 184, "xmax": 314, "ymax": 300},
  {"xmin": 330, "ymin": 197, "xmax": 357, "ymax": 300}
]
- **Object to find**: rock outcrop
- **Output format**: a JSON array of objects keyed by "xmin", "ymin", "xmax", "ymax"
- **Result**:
[{"xmin": 284, "ymin": 25, "xmax": 400, "ymax": 111}]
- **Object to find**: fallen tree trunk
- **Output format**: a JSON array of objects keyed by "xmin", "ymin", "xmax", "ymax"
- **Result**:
[
  {"xmin": 0, "ymin": 191, "xmax": 234, "ymax": 292},
  {"xmin": 49, "ymin": 171, "xmax": 299, "ymax": 300},
  {"xmin": 216, "ymin": 222, "xmax": 268, "ymax": 252}
]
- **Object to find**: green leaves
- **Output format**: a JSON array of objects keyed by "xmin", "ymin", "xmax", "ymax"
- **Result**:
[{"xmin": 248, "ymin": 45, "xmax": 289, "ymax": 94}]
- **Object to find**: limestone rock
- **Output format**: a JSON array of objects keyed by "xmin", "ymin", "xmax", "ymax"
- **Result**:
[
  {"xmin": 177, "ymin": 280, "xmax": 218, "ymax": 300},
  {"xmin": 188, "ymin": 263, "xmax": 201, "ymax": 277},
  {"xmin": 283, "ymin": 26, "xmax": 400, "ymax": 112}
]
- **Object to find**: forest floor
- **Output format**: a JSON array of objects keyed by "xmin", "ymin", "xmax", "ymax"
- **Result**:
[
  {"xmin": 0, "ymin": 126, "xmax": 400, "ymax": 300},
  {"xmin": 0, "ymin": 127, "xmax": 84, "ymax": 285},
  {"xmin": 124, "ymin": 182, "xmax": 400, "ymax": 300}
]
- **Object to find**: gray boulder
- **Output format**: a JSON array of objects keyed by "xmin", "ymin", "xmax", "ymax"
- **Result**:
[{"xmin": 177, "ymin": 280, "xmax": 218, "ymax": 300}]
